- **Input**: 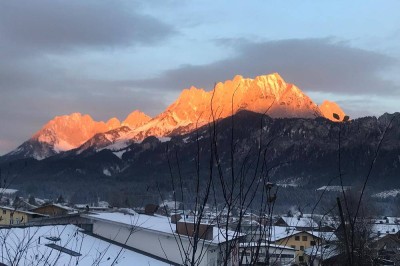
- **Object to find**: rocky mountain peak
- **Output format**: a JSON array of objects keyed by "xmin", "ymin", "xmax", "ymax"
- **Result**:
[
  {"xmin": 106, "ymin": 117, "xmax": 121, "ymax": 129},
  {"xmin": 122, "ymin": 110, "xmax": 152, "ymax": 129},
  {"xmin": 319, "ymin": 100, "xmax": 346, "ymax": 121},
  {"xmin": 31, "ymin": 113, "xmax": 119, "ymax": 153}
]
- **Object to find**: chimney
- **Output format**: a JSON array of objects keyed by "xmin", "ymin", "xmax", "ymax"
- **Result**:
[
  {"xmin": 171, "ymin": 214, "xmax": 182, "ymax": 224},
  {"xmin": 176, "ymin": 221, "xmax": 213, "ymax": 240},
  {"xmin": 144, "ymin": 204, "xmax": 159, "ymax": 215}
]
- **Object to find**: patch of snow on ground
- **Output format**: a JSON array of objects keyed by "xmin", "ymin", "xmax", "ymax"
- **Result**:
[
  {"xmin": 276, "ymin": 177, "xmax": 302, "ymax": 188},
  {"xmin": 317, "ymin": 186, "xmax": 351, "ymax": 192},
  {"xmin": 103, "ymin": 169, "xmax": 111, "ymax": 176},
  {"xmin": 372, "ymin": 189, "xmax": 400, "ymax": 199},
  {"xmin": 54, "ymin": 139, "xmax": 76, "ymax": 152},
  {"xmin": 113, "ymin": 150, "xmax": 125, "ymax": 159},
  {"xmin": 158, "ymin": 137, "xmax": 171, "ymax": 142},
  {"xmin": 0, "ymin": 188, "xmax": 18, "ymax": 195},
  {"xmin": 99, "ymin": 139, "xmax": 130, "ymax": 152}
]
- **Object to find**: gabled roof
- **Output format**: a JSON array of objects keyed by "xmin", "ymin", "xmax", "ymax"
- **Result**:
[
  {"xmin": 277, "ymin": 216, "xmax": 318, "ymax": 228},
  {"xmin": 84, "ymin": 211, "xmax": 240, "ymax": 245},
  {"xmin": 31, "ymin": 203, "xmax": 75, "ymax": 212},
  {"xmin": 0, "ymin": 205, "xmax": 47, "ymax": 216},
  {"xmin": 268, "ymin": 226, "xmax": 327, "ymax": 242},
  {"xmin": 371, "ymin": 223, "xmax": 400, "ymax": 238}
]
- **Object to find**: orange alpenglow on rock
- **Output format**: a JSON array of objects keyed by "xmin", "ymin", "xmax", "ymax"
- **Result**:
[
  {"xmin": 106, "ymin": 117, "xmax": 121, "ymax": 129},
  {"xmin": 319, "ymin": 100, "xmax": 347, "ymax": 122},
  {"xmin": 20, "ymin": 73, "xmax": 348, "ymax": 158},
  {"xmin": 33, "ymin": 113, "xmax": 121, "ymax": 152},
  {"xmin": 124, "ymin": 73, "xmax": 326, "ymax": 140},
  {"xmin": 122, "ymin": 110, "xmax": 152, "ymax": 128}
]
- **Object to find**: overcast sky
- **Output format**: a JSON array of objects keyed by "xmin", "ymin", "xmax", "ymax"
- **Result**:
[{"xmin": 1, "ymin": 0, "xmax": 399, "ymax": 155}]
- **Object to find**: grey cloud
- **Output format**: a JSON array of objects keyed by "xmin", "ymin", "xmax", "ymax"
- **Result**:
[
  {"xmin": 129, "ymin": 38, "xmax": 399, "ymax": 94},
  {"xmin": 0, "ymin": 0, "xmax": 176, "ymax": 57}
]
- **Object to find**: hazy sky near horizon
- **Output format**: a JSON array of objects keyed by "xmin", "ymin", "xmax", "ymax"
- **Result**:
[{"xmin": 1, "ymin": 0, "xmax": 400, "ymax": 154}]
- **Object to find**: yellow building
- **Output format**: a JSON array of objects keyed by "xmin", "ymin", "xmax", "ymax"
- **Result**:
[
  {"xmin": 271, "ymin": 227, "xmax": 322, "ymax": 264},
  {"xmin": 0, "ymin": 206, "xmax": 46, "ymax": 225}
]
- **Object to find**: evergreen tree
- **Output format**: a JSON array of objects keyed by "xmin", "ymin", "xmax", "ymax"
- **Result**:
[
  {"xmin": 28, "ymin": 195, "xmax": 37, "ymax": 206},
  {"xmin": 57, "ymin": 195, "xmax": 65, "ymax": 204}
]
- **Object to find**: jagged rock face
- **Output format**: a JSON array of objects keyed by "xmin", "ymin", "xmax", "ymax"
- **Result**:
[
  {"xmin": 124, "ymin": 73, "xmax": 324, "ymax": 141},
  {"xmin": 75, "ymin": 126, "xmax": 133, "ymax": 155},
  {"xmin": 319, "ymin": 100, "xmax": 347, "ymax": 121},
  {"xmin": 5, "ymin": 113, "xmax": 121, "ymax": 160}
]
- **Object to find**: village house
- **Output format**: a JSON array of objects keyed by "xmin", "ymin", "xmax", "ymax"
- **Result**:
[
  {"xmin": 82, "ymin": 211, "xmax": 242, "ymax": 266},
  {"xmin": 30, "ymin": 203, "xmax": 76, "ymax": 217},
  {"xmin": 0, "ymin": 206, "xmax": 47, "ymax": 225},
  {"xmin": 274, "ymin": 215, "xmax": 319, "ymax": 231},
  {"xmin": 370, "ymin": 232, "xmax": 400, "ymax": 265},
  {"xmin": 268, "ymin": 226, "xmax": 336, "ymax": 264}
]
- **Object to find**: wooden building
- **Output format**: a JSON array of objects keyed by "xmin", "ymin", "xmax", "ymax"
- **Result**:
[{"xmin": 31, "ymin": 203, "xmax": 75, "ymax": 217}]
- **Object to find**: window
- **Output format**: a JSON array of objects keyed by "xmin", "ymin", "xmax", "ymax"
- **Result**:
[
  {"xmin": 310, "ymin": 240, "xmax": 316, "ymax": 246},
  {"xmin": 295, "ymin": 236, "xmax": 300, "ymax": 241},
  {"xmin": 300, "ymin": 246, "xmax": 304, "ymax": 251},
  {"xmin": 299, "ymin": 256, "xmax": 304, "ymax": 262},
  {"xmin": 302, "ymin": 236, "xmax": 307, "ymax": 241},
  {"xmin": 291, "ymin": 245, "xmax": 296, "ymax": 249},
  {"xmin": 2, "ymin": 210, "xmax": 6, "ymax": 214}
]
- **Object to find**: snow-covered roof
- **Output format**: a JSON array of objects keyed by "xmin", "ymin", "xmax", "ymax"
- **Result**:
[
  {"xmin": 373, "ymin": 216, "xmax": 400, "ymax": 224},
  {"xmin": 268, "ymin": 226, "xmax": 300, "ymax": 242},
  {"xmin": 372, "ymin": 223, "xmax": 400, "ymax": 236},
  {"xmin": 280, "ymin": 216, "xmax": 318, "ymax": 228},
  {"xmin": 74, "ymin": 204, "xmax": 110, "ymax": 210},
  {"xmin": 0, "ymin": 224, "xmax": 169, "ymax": 265},
  {"xmin": 33, "ymin": 203, "xmax": 75, "ymax": 212},
  {"xmin": 267, "ymin": 226, "xmax": 331, "ymax": 242},
  {"xmin": 85, "ymin": 211, "xmax": 239, "ymax": 244},
  {"xmin": 304, "ymin": 244, "xmax": 341, "ymax": 260},
  {"xmin": 302, "ymin": 214, "xmax": 340, "ymax": 228},
  {"xmin": 0, "ymin": 205, "xmax": 47, "ymax": 216}
]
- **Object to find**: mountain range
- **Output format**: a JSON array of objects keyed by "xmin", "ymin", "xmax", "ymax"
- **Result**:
[
  {"xmin": 1, "ymin": 72, "xmax": 399, "ymax": 208},
  {"xmin": 2, "ymin": 73, "xmax": 345, "ymax": 161}
]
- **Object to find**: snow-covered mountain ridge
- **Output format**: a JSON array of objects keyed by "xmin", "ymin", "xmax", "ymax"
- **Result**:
[{"xmin": 3, "ymin": 73, "xmax": 346, "ymax": 160}]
